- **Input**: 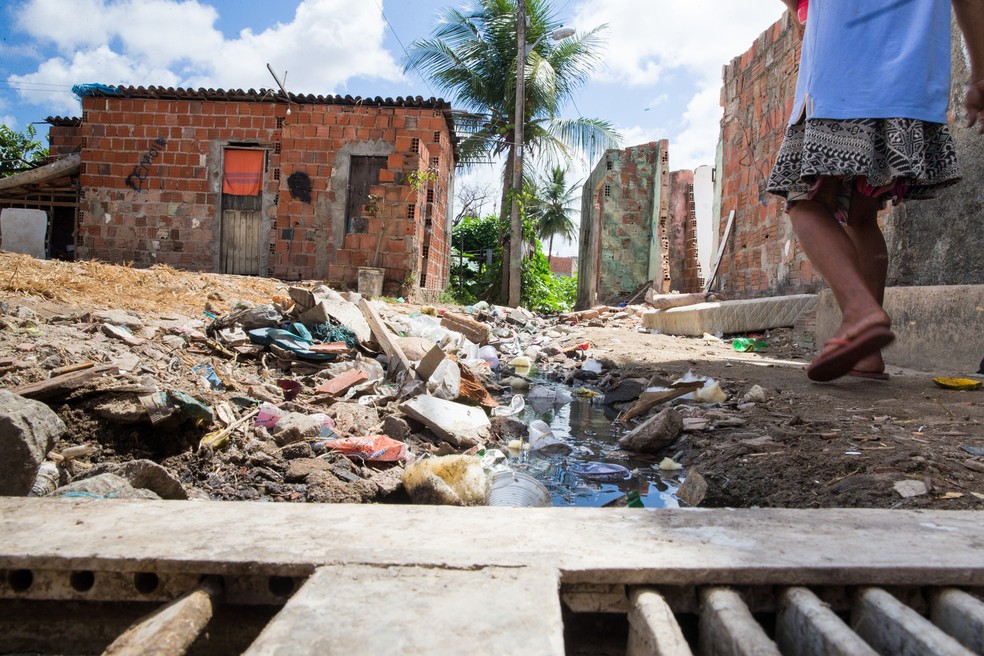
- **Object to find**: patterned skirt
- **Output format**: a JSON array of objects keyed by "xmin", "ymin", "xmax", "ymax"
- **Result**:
[{"xmin": 766, "ymin": 118, "xmax": 961, "ymax": 209}]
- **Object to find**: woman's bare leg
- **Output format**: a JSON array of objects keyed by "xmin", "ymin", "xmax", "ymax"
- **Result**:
[
  {"xmin": 787, "ymin": 178, "xmax": 891, "ymax": 374},
  {"xmin": 842, "ymin": 190, "xmax": 889, "ymax": 373}
]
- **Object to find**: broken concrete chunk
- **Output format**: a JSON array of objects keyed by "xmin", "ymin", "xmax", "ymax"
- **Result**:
[
  {"xmin": 88, "ymin": 309, "xmax": 145, "ymax": 329},
  {"xmin": 289, "ymin": 285, "xmax": 346, "ymax": 313},
  {"xmin": 82, "ymin": 459, "xmax": 188, "ymax": 500},
  {"xmin": 315, "ymin": 369, "xmax": 369, "ymax": 396},
  {"xmin": 285, "ymin": 458, "xmax": 335, "ymax": 483},
  {"xmin": 618, "ymin": 407, "xmax": 684, "ymax": 455},
  {"xmin": 602, "ymin": 378, "xmax": 648, "ymax": 405},
  {"xmin": 399, "ymin": 396, "xmax": 491, "ymax": 448},
  {"xmin": 300, "ymin": 299, "xmax": 371, "ymax": 343},
  {"xmin": 396, "ymin": 336, "xmax": 435, "ymax": 361},
  {"xmin": 53, "ymin": 473, "xmax": 161, "ymax": 500},
  {"xmin": 101, "ymin": 324, "xmax": 145, "ymax": 346},
  {"xmin": 0, "ymin": 390, "xmax": 66, "ymax": 495},
  {"xmin": 677, "ymin": 468, "xmax": 708, "ymax": 507},
  {"xmin": 894, "ymin": 479, "xmax": 930, "ymax": 498}
]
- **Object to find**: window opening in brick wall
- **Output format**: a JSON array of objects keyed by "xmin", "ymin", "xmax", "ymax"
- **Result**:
[
  {"xmin": 410, "ymin": 138, "xmax": 419, "ymax": 153},
  {"xmin": 345, "ymin": 155, "xmax": 387, "ymax": 234}
]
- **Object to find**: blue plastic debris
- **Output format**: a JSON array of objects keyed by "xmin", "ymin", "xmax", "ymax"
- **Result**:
[{"xmin": 568, "ymin": 462, "xmax": 632, "ymax": 482}]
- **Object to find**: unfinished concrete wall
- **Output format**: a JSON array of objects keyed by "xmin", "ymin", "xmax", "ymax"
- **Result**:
[
  {"xmin": 74, "ymin": 88, "xmax": 454, "ymax": 294},
  {"xmin": 884, "ymin": 18, "xmax": 984, "ymax": 286},
  {"xmin": 717, "ymin": 13, "xmax": 816, "ymax": 297},
  {"xmin": 577, "ymin": 141, "xmax": 679, "ymax": 307}
]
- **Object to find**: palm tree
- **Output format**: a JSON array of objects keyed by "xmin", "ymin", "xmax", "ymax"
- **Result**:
[
  {"xmin": 403, "ymin": 0, "xmax": 619, "ymax": 298},
  {"xmin": 532, "ymin": 164, "xmax": 579, "ymax": 263}
]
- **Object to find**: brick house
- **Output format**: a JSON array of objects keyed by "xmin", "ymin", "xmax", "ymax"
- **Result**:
[{"xmin": 33, "ymin": 85, "xmax": 458, "ymax": 297}]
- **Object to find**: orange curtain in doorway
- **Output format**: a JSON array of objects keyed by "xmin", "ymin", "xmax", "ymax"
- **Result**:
[{"xmin": 223, "ymin": 149, "xmax": 264, "ymax": 196}]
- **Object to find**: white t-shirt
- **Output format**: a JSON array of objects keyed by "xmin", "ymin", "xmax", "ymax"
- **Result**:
[{"xmin": 790, "ymin": 0, "xmax": 953, "ymax": 124}]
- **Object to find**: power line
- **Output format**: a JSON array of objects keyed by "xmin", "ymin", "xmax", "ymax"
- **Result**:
[{"xmin": 372, "ymin": 0, "xmax": 439, "ymax": 100}]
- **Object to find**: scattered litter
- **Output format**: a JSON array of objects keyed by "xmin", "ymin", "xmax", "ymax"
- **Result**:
[{"xmin": 932, "ymin": 377, "xmax": 982, "ymax": 391}]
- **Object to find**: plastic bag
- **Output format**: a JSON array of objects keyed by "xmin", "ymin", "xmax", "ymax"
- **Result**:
[
  {"xmin": 491, "ymin": 394, "xmax": 525, "ymax": 417},
  {"xmin": 427, "ymin": 358, "xmax": 461, "ymax": 400},
  {"xmin": 315, "ymin": 435, "xmax": 408, "ymax": 462}
]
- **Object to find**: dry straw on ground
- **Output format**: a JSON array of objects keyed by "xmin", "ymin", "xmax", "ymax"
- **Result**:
[{"xmin": 0, "ymin": 251, "xmax": 290, "ymax": 317}]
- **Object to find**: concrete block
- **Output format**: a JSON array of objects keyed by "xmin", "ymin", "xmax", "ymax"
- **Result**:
[
  {"xmin": 815, "ymin": 285, "xmax": 984, "ymax": 373},
  {"xmin": 0, "ymin": 208, "xmax": 47, "ymax": 259},
  {"xmin": 244, "ymin": 565, "xmax": 565, "ymax": 655},
  {"xmin": 642, "ymin": 294, "xmax": 817, "ymax": 336}
]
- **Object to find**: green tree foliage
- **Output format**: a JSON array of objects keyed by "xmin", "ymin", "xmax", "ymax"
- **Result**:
[
  {"xmin": 404, "ymin": 0, "xmax": 618, "ymax": 303},
  {"xmin": 531, "ymin": 164, "xmax": 580, "ymax": 260},
  {"xmin": 0, "ymin": 124, "xmax": 48, "ymax": 177},
  {"xmin": 446, "ymin": 203, "xmax": 576, "ymax": 312}
]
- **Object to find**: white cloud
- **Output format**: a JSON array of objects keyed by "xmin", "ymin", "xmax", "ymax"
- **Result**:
[
  {"xmin": 571, "ymin": 1, "xmax": 785, "ymax": 87},
  {"xmin": 667, "ymin": 86, "xmax": 723, "ymax": 170},
  {"xmin": 570, "ymin": 1, "xmax": 785, "ymax": 174},
  {"xmin": 8, "ymin": 0, "xmax": 404, "ymax": 114}
]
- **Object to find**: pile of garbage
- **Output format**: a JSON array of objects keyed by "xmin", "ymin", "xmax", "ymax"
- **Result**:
[{"xmin": 0, "ymin": 285, "xmax": 734, "ymax": 507}]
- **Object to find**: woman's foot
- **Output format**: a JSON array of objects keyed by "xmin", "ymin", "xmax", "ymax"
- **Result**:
[
  {"xmin": 808, "ymin": 314, "xmax": 894, "ymax": 382},
  {"xmin": 850, "ymin": 352, "xmax": 886, "ymax": 377}
]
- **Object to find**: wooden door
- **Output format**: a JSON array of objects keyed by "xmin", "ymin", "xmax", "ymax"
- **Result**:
[
  {"xmin": 221, "ymin": 149, "xmax": 264, "ymax": 275},
  {"xmin": 345, "ymin": 156, "xmax": 387, "ymax": 233}
]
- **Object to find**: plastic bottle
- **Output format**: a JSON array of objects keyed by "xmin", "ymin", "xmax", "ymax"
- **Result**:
[{"xmin": 29, "ymin": 461, "xmax": 60, "ymax": 497}]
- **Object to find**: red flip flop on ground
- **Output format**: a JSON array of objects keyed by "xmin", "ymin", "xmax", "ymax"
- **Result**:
[{"xmin": 807, "ymin": 325, "xmax": 896, "ymax": 382}]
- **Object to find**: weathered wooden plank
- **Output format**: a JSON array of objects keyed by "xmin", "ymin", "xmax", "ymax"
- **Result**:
[
  {"xmin": 627, "ymin": 588, "xmax": 693, "ymax": 656},
  {"xmin": 851, "ymin": 587, "xmax": 974, "ymax": 656},
  {"xmin": 103, "ymin": 577, "xmax": 222, "ymax": 656},
  {"xmin": 699, "ymin": 587, "xmax": 781, "ymax": 656},
  {"xmin": 929, "ymin": 588, "xmax": 984, "ymax": 654},
  {"xmin": 357, "ymin": 298, "xmax": 416, "ymax": 378},
  {"xmin": 776, "ymin": 586, "xmax": 877, "ymax": 656},
  {"xmin": 11, "ymin": 364, "xmax": 119, "ymax": 400}
]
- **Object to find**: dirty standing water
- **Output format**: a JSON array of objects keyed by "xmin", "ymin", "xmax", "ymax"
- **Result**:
[{"xmin": 507, "ymin": 389, "xmax": 684, "ymax": 508}]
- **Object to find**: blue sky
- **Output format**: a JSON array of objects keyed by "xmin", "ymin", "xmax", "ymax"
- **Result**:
[{"xmin": 1, "ymin": 0, "xmax": 786, "ymax": 252}]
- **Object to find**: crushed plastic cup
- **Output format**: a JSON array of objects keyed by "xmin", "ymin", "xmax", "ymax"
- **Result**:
[{"xmin": 491, "ymin": 394, "xmax": 525, "ymax": 417}]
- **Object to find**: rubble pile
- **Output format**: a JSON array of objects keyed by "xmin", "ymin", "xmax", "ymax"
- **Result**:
[{"xmin": 2, "ymin": 280, "xmax": 702, "ymax": 506}]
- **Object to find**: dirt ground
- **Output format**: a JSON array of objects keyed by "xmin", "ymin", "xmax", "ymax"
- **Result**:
[{"xmin": 2, "ymin": 251, "xmax": 982, "ymax": 510}]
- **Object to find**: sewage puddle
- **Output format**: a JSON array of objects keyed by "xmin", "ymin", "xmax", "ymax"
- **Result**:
[{"xmin": 505, "ymin": 389, "xmax": 683, "ymax": 508}]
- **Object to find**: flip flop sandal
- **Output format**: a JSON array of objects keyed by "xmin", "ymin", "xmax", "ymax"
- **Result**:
[{"xmin": 807, "ymin": 325, "xmax": 895, "ymax": 382}]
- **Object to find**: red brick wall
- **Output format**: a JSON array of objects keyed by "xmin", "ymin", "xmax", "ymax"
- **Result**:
[
  {"xmin": 717, "ymin": 13, "xmax": 820, "ymax": 296},
  {"xmin": 667, "ymin": 170, "xmax": 703, "ymax": 293},
  {"xmin": 75, "ymin": 94, "xmax": 453, "ymax": 295},
  {"xmin": 48, "ymin": 123, "xmax": 83, "ymax": 157}
]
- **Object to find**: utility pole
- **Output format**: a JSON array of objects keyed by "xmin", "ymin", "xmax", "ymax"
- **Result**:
[{"xmin": 508, "ymin": 0, "xmax": 527, "ymax": 308}]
